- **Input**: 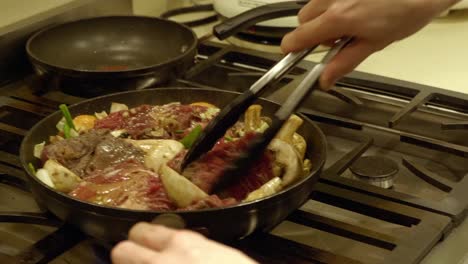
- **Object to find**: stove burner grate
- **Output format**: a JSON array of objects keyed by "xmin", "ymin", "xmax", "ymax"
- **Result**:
[{"xmin": 1, "ymin": 41, "xmax": 468, "ymax": 264}]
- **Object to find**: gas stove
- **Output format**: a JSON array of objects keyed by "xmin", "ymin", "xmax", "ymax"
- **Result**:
[{"xmin": 1, "ymin": 39, "xmax": 468, "ymax": 263}]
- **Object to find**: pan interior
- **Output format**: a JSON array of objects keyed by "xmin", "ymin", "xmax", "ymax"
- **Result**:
[
  {"xmin": 20, "ymin": 88, "xmax": 326, "ymax": 213},
  {"xmin": 27, "ymin": 17, "xmax": 196, "ymax": 72}
]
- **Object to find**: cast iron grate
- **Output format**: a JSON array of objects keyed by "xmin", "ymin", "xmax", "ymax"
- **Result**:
[
  {"xmin": 0, "ymin": 95, "xmax": 451, "ymax": 263},
  {"xmin": 0, "ymin": 136, "xmax": 452, "ymax": 263},
  {"xmin": 0, "ymin": 41, "xmax": 466, "ymax": 263}
]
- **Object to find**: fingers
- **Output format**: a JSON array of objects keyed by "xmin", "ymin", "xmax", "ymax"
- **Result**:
[
  {"xmin": 319, "ymin": 40, "xmax": 377, "ymax": 90},
  {"xmin": 128, "ymin": 222, "xmax": 178, "ymax": 251},
  {"xmin": 281, "ymin": 11, "xmax": 349, "ymax": 53},
  {"xmin": 297, "ymin": 0, "xmax": 332, "ymax": 24},
  {"xmin": 129, "ymin": 222, "xmax": 206, "ymax": 252},
  {"xmin": 111, "ymin": 240, "xmax": 161, "ymax": 264}
]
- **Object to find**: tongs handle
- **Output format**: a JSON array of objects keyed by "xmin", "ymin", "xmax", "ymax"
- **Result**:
[
  {"xmin": 250, "ymin": 48, "xmax": 314, "ymax": 94},
  {"xmin": 213, "ymin": 37, "xmax": 352, "ymax": 192},
  {"xmin": 181, "ymin": 47, "xmax": 315, "ymax": 169},
  {"xmin": 276, "ymin": 37, "xmax": 352, "ymax": 120}
]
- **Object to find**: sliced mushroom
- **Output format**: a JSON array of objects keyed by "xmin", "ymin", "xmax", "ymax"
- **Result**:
[
  {"xmin": 37, "ymin": 159, "xmax": 82, "ymax": 192},
  {"xmin": 245, "ymin": 104, "xmax": 262, "ymax": 132},
  {"xmin": 126, "ymin": 139, "xmax": 184, "ymax": 172},
  {"xmin": 160, "ymin": 164, "xmax": 208, "ymax": 208},
  {"xmin": 303, "ymin": 159, "xmax": 312, "ymax": 176},
  {"xmin": 291, "ymin": 133, "xmax": 307, "ymax": 161},
  {"xmin": 275, "ymin": 114, "xmax": 306, "ymax": 160},
  {"xmin": 243, "ymin": 177, "xmax": 282, "ymax": 202},
  {"xmin": 268, "ymin": 139, "xmax": 303, "ymax": 187}
]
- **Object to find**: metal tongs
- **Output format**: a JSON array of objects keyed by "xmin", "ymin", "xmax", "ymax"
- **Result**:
[{"xmin": 181, "ymin": 37, "xmax": 352, "ymax": 191}]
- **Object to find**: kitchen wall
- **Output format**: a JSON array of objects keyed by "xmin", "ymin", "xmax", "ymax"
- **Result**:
[
  {"xmin": 133, "ymin": 0, "xmax": 192, "ymax": 16},
  {"xmin": 0, "ymin": 0, "xmax": 76, "ymax": 29},
  {"xmin": 0, "ymin": 0, "xmax": 206, "ymax": 29}
]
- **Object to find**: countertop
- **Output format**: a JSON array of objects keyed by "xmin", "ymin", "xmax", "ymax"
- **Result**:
[
  {"xmin": 307, "ymin": 9, "xmax": 468, "ymax": 94},
  {"xmin": 183, "ymin": 8, "xmax": 468, "ymax": 94}
]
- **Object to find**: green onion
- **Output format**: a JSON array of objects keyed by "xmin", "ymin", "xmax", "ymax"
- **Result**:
[
  {"xmin": 180, "ymin": 125, "xmax": 202, "ymax": 149},
  {"xmin": 59, "ymin": 104, "xmax": 75, "ymax": 130},
  {"xmin": 224, "ymin": 136, "xmax": 233, "ymax": 142},
  {"xmin": 63, "ymin": 123, "xmax": 71, "ymax": 139},
  {"xmin": 175, "ymin": 129, "xmax": 185, "ymax": 134},
  {"xmin": 28, "ymin": 162, "xmax": 36, "ymax": 175}
]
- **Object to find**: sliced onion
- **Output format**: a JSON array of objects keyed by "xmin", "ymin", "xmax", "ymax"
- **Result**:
[
  {"xmin": 127, "ymin": 139, "xmax": 183, "ymax": 152},
  {"xmin": 200, "ymin": 107, "xmax": 220, "ymax": 120},
  {"xmin": 160, "ymin": 164, "xmax": 208, "ymax": 208},
  {"xmin": 110, "ymin": 129, "xmax": 127, "ymax": 138},
  {"xmin": 126, "ymin": 139, "xmax": 184, "ymax": 173},
  {"xmin": 33, "ymin": 141, "xmax": 45, "ymax": 159},
  {"xmin": 55, "ymin": 117, "xmax": 66, "ymax": 132},
  {"xmin": 94, "ymin": 111, "xmax": 108, "ymax": 119},
  {"xmin": 110, "ymin": 102, "xmax": 129, "ymax": 113},
  {"xmin": 70, "ymin": 128, "xmax": 79, "ymax": 138},
  {"xmin": 42, "ymin": 159, "xmax": 82, "ymax": 192},
  {"xmin": 143, "ymin": 140, "xmax": 184, "ymax": 172},
  {"xmin": 36, "ymin": 169, "xmax": 55, "ymax": 188}
]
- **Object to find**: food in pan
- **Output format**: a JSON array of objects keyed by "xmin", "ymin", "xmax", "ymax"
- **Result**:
[{"xmin": 30, "ymin": 102, "xmax": 311, "ymax": 211}]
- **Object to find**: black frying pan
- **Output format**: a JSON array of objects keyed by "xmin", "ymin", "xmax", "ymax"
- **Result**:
[
  {"xmin": 20, "ymin": 88, "xmax": 327, "ymax": 242},
  {"xmin": 25, "ymin": 2, "xmax": 306, "ymax": 97},
  {"xmin": 26, "ymin": 16, "xmax": 198, "ymax": 96}
]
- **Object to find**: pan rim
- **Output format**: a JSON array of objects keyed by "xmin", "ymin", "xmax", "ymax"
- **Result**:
[
  {"xmin": 20, "ymin": 88, "xmax": 327, "ymax": 216},
  {"xmin": 25, "ymin": 15, "xmax": 198, "ymax": 76}
]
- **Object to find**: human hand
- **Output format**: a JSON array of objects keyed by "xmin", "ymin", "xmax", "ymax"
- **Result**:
[
  {"xmin": 111, "ymin": 222, "xmax": 258, "ymax": 264},
  {"xmin": 281, "ymin": 0, "xmax": 460, "ymax": 89}
]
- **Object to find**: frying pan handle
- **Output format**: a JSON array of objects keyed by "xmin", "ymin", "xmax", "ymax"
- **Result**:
[
  {"xmin": 134, "ymin": 77, "xmax": 159, "ymax": 90},
  {"xmin": 213, "ymin": 0, "xmax": 308, "ymax": 40},
  {"xmin": 161, "ymin": 4, "xmax": 217, "ymax": 27},
  {"xmin": 29, "ymin": 71, "xmax": 56, "ymax": 95},
  {"xmin": 151, "ymin": 214, "xmax": 210, "ymax": 237},
  {"xmin": 151, "ymin": 214, "xmax": 186, "ymax": 229}
]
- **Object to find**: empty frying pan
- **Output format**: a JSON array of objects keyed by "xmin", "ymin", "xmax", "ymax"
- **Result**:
[{"xmin": 26, "ymin": 16, "xmax": 198, "ymax": 95}]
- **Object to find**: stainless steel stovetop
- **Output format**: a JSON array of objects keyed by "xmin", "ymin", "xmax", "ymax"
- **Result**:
[{"xmin": 1, "ymin": 40, "xmax": 468, "ymax": 264}]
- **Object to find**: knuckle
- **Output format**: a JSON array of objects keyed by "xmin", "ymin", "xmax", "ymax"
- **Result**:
[
  {"xmin": 289, "ymin": 26, "xmax": 306, "ymax": 43},
  {"xmin": 110, "ymin": 241, "xmax": 132, "ymax": 260},
  {"xmin": 325, "ymin": 5, "xmax": 343, "ymax": 22},
  {"xmin": 129, "ymin": 222, "xmax": 147, "ymax": 235},
  {"xmin": 170, "ymin": 230, "xmax": 203, "ymax": 246},
  {"xmin": 297, "ymin": 8, "xmax": 311, "ymax": 24},
  {"xmin": 128, "ymin": 222, "xmax": 151, "ymax": 241},
  {"xmin": 298, "ymin": 13, "xmax": 307, "ymax": 24},
  {"xmin": 139, "ymin": 231, "xmax": 156, "ymax": 245},
  {"xmin": 325, "ymin": 3, "xmax": 354, "ymax": 27}
]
